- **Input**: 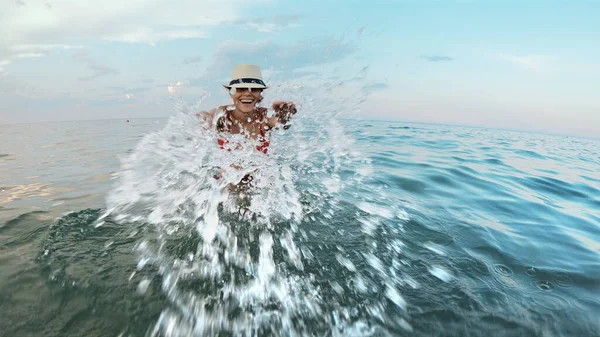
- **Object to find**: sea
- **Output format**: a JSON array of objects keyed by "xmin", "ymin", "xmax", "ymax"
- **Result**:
[{"xmin": 1, "ymin": 111, "xmax": 599, "ymax": 337}]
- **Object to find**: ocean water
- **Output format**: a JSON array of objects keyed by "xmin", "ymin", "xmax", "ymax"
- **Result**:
[{"xmin": 1, "ymin": 115, "xmax": 599, "ymax": 337}]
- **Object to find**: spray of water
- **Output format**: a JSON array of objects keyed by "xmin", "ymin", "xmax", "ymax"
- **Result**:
[{"xmin": 103, "ymin": 73, "xmax": 413, "ymax": 336}]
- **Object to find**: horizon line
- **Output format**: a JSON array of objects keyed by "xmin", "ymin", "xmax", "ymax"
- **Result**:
[{"xmin": 1, "ymin": 115, "xmax": 598, "ymax": 142}]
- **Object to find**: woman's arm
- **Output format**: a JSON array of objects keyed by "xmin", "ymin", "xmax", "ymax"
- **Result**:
[
  {"xmin": 195, "ymin": 108, "xmax": 218, "ymax": 129},
  {"xmin": 197, "ymin": 105, "xmax": 232, "ymax": 129}
]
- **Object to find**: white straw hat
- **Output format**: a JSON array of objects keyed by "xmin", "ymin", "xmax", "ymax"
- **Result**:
[{"xmin": 223, "ymin": 64, "xmax": 268, "ymax": 90}]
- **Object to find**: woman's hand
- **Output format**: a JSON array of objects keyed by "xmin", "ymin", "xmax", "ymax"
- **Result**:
[
  {"xmin": 272, "ymin": 101, "xmax": 297, "ymax": 128},
  {"xmin": 195, "ymin": 108, "xmax": 217, "ymax": 129}
]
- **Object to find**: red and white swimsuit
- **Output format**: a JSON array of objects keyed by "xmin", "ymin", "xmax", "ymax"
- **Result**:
[{"xmin": 216, "ymin": 108, "xmax": 270, "ymax": 154}]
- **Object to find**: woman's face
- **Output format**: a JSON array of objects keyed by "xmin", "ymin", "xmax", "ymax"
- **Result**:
[{"xmin": 231, "ymin": 87, "xmax": 263, "ymax": 114}]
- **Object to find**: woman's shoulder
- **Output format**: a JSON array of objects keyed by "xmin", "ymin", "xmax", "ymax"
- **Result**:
[
  {"xmin": 200, "ymin": 106, "xmax": 227, "ymax": 117},
  {"xmin": 215, "ymin": 106, "xmax": 234, "ymax": 131},
  {"xmin": 218, "ymin": 105, "xmax": 233, "ymax": 111}
]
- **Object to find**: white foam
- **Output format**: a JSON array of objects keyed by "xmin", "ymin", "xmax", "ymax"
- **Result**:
[
  {"xmin": 137, "ymin": 279, "xmax": 151, "ymax": 294},
  {"xmin": 384, "ymin": 283, "xmax": 407, "ymax": 310},
  {"xmin": 428, "ymin": 265, "xmax": 454, "ymax": 282},
  {"xmin": 102, "ymin": 77, "xmax": 413, "ymax": 336}
]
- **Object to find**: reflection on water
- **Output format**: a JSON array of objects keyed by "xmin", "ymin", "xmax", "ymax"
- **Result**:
[
  {"xmin": 0, "ymin": 119, "xmax": 162, "ymax": 223},
  {"xmin": 565, "ymin": 229, "xmax": 600, "ymax": 253},
  {"xmin": 0, "ymin": 183, "xmax": 74, "ymax": 204},
  {"xmin": 0, "ymin": 118, "xmax": 599, "ymax": 337}
]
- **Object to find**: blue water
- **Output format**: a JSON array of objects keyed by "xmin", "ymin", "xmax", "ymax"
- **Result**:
[{"xmin": 0, "ymin": 118, "xmax": 599, "ymax": 336}]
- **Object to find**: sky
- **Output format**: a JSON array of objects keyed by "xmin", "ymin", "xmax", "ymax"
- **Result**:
[{"xmin": 1, "ymin": 0, "xmax": 599, "ymax": 138}]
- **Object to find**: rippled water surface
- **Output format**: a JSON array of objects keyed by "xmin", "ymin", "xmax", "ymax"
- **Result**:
[{"xmin": 1, "ymin": 118, "xmax": 599, "ymax": 337}]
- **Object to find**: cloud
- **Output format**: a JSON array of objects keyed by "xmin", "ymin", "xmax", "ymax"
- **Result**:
[
  {"xmin": 14, "ymin": 52, "xmax": 45, "ymax": 58},
  {"xmin": 0, "ymin": 0, "xmax": 260, "ymax": 73},
  {"xmin": 245, "ymin": 23, "xmax": 284, "ymax": 33},
  {"xmin": 185, "ymin": 37, "xmax": 365, "ymax": 113},
  {"xmin": 421, "ymin": 55, "xmax": 454, "ymax": 62},
  {"xmin": 9, "ymin": 44, "xmax": 83, "ymax": 56},
  {"xmin": 167, "ymin": 81, "xmax": 183, "ymax": 95},
  {"xmin": 0, "ymin": 60, "xmax": 11, "ymax": 73},
  {"xmin": 498, "ymin": 54, "xmax": 555, "ymax": 72},
  {"xmin": 78, "ymin": 65, "xmax": 119, "ymax": 81},
  {"xmin": 104, "ymin": 28, "xmax": 209, "ymax": 46},
  {"xmin": 0, "ymin": 72, "xmax": 39, "ymax": 97},
  {"xmin": 10, "ymin": 43, "xmax": 82, "ymax": 51},
  {"xmin": 73, "ymin": 52, "xmax": 119, "ymax": 81},
  {"xmin": 0, "ymin": 0, "xmax": 246, "ymax": 47},
  {"xmin": 1, "ymin": 89, "xmax": 80, "ymax": 115},
  {"xmin": 183, "ymin": 55, "xmax": 203, "ymax": 65},
  {"xmin": 364, "ymin": 82, "xmax": 389, "ymax": 92},
  {"xmin": 107, "ymin": 86, "xmax": 152, "ymax": 94},
  {"xmin": 0, "ymin": 0, "xmax": 238, "ymax": 71},
  {"xmin": 191, "ymin": 38, "xmax": 356, "ymax": 87},
  {"xmin": 0, "ymin": 44, "xmax": 83, "ymax": 72},
  {"xmin": 234, "ymin": 15, "xmax": 302, "ymax": 33}
]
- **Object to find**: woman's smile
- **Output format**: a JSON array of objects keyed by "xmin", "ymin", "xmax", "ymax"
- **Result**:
[{"xmin": 233, "ymin": 88, "xmax": 262, "ymax": 113}]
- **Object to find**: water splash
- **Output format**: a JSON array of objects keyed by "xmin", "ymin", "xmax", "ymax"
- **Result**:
[{"xmin": 102, "ymin": 75, "xmax": 413, "ymax": 336}]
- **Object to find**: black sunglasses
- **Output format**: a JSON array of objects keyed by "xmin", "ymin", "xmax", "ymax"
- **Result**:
[{"xmin": 233, "ymin": 87, "xmax": 263, "ymax": 93}]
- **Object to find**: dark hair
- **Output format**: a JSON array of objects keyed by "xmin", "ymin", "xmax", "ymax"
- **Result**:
[{"xmin": 216, "ymin": 110, "xmax": 232, "ymax": 132}]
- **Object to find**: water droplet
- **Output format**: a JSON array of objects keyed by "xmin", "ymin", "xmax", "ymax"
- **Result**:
[
  {"xmin": 428, "ymin": 265, "xmax": 454, "ymax": 282},
  {"xmin": 495, "ymin": 275, "xmax": 519, "ymax": 288},
  {"xmin": 525, "ymin": 267, "xmax": 537, "ymax": 276},
  {"xmin": 526, "ymin": 293, "xmax": 574, "ymax": 312},
  {"xmin": 552, "ymin": 271, "xmax": 574, "ymax": 288},
  {"xmin": 335, "ymin": 253, "xmax": 356, "ymax": 272},
  {"xmin": 357, "ymin": 202, "xmax": 394, "ymax": 219},
  {"xmin": 396, "ymin": 209, "xmax": 409, "ymax": 221},
  {"xmin": 384, "ymin": 284, "xmax": 407, "ymax": 310},
  {"xmin": 137, "ymin": 279, "xmax": 151, "ymax": 294},
  {"xmin": 358, "ymin": 217, "xmax": 380, "ymax": 236},
  {"xmin": 493, "ymin": 264, "xmax": 513, "ymax": 277},
  {"xmin": 399, "ymin": 318, "xmax": 413, "ymax": 332},
  {"xmin": 534, "ymin": 280, "xmax": 553, "ymax": 291},
  {"xmin": 364, "ymin": 253, "xmax": 384, "ymax": 274},
  {"xmin": 330, "ymin": 281, "xmax": 344, "ymax": 295},
  {"xmin": 423, "ymin": 242, "xmax": 446, "ymax": 256}
]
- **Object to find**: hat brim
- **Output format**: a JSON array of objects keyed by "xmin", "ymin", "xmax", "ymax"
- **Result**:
[{"xmin": 223, "ymin": 83, "xmax": 267, "ymax": 90}]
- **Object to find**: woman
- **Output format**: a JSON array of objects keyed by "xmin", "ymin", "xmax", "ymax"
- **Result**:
[
  {"xmin": 198, "ymin": 64, "xmax": 296, "ymax": 151},
  {"xmin": 197, "ymin": 64, "xmax": 297, "ymax": 185}
]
